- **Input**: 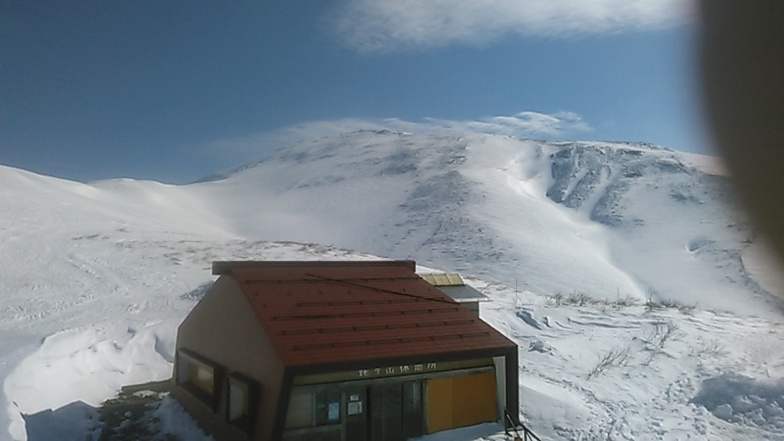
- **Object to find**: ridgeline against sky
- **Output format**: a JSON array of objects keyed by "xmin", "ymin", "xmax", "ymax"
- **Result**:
[{"xmin": 1, "ymin": 0, "xmax": 704, "ymax": 183}]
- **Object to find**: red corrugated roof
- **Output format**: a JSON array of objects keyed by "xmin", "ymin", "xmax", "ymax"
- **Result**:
[{"xmin": 221, "ymin": 261, "xmax": 516, "ymax": 367}]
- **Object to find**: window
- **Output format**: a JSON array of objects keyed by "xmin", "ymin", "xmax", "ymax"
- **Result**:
[
  {"xmin": 402, "ymin": 381, "xmax": 422, "ymax": 413},
  {"xmin": 226, "ymin": 374, "xmax": 258, "ymax": 434},
  {"xmin": 284, "ymin": 388, "xmax": 314, "ymax": 430},
  {"xmin": 284, "ymin": 385, "xmax": 342, "ymax": 433},
  {"xmin": 176, "ymin": 349, "xmax": 222, "ymax": 410},
  {"xmin": 315, "ymin": 387, "xmax": 341, "ymax": 425}
]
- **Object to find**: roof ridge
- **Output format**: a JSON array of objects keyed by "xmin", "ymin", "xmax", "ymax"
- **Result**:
[{"xmin": 213, "ymin": 260, "xmax": 415, "ymax": 275}]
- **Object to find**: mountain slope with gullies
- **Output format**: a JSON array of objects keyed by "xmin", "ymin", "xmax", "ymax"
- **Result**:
[{"xmin": 192, "ymin": 130, "xmax": 781, "ymax": 315}]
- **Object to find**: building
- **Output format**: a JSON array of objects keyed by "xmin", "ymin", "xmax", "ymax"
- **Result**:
[{"xmin": 171, "ymin": 260, "xmax": 519, "ymax": 441}]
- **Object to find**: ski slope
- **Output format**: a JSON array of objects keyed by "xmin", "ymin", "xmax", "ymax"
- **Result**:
[{"xmin": 1, "ymin": 131, "xmax": 783, "ymax": 440}]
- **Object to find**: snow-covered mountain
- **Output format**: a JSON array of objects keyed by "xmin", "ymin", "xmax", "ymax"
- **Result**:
[
  {"xmin": 1, "ymin": 131, "xmax": 783, "ymax": 440},
  {"xmin": 195, "ymin": 130, "xmax": 781, "ymax": 313}
]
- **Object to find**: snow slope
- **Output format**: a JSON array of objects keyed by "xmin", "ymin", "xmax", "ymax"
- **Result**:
[
  {"xmin": 195, "ymin": 131, "xmax": 782, "ymax": 314},
  {"xmin": 1, "ymin": 131, "xmax": 783, "ymax": 440}
]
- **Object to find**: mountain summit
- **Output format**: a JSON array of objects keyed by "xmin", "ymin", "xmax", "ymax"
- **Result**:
[
  {"xmin": 1, "ymin": 131, "xmax": 780, "ymax": 315},
  {"xmin": 189, "ymin": 131, "xmax": 782, "ymax": 315}
]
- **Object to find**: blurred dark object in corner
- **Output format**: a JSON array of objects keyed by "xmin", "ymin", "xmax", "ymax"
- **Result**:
[{"xmin": 699, "ymin": 1, "xmax": 784, "ymax": 264}]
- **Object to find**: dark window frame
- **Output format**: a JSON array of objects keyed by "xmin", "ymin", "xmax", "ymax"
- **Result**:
[
  {"xmin": 176, "ymin": 348, "xmax": 223, "ymax": 412},
  {"xmin": 225, "ymin": 372, "xmax": 260, "ymax": 435}
]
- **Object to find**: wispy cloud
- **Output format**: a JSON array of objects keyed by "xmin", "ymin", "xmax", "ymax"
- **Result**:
[
  {"xmin": 275, "ymin": 111, "xmax": 592, "ymax": 141},
  {"xmin": 427, "ymin": 111, "xmax": 591, "ymax": 137},
  {"xmin": 330, "ymin": 0, "xmax": 695, "ymax": 52},
  {"xmin": 203, "ymin": 111, "xmax": 592, "ymax": 165}
]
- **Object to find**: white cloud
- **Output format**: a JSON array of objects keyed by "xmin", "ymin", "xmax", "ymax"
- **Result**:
[
  {"xmin": 330, "ymin": 0, "xmax": 695, "ymax": 52},
  {"xmin": 431, "ymin": 111, "xmax": 592, "ymax": 137},
  {"xmin": 203, "ymin": 111, "xmax": 591, "ymax": 165}
]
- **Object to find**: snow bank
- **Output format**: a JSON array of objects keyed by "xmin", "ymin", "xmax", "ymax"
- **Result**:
[
  {"xmin": 19, "ymin": 401, "xmax": 100, "ymax": 441},
  {"xmin": 4, "ymin": 321, "xmax": 176, "ymax": 440},
  {"xmin": 693, "ymin": 373, "xmax": 784, "ymax": 431},
  {"xmin": 146, "ymin": 395, "xmax": 214, "ymax": 441}
]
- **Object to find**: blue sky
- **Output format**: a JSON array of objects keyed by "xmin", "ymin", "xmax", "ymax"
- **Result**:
[{"xmin": 1, "ymin": 0, "xmax": 704, "ymax": 183}]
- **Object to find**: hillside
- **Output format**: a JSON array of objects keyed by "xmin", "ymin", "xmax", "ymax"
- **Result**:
[
  {"xmin": 194, "ymin": 131, "xmax": 782, "ymax": 313},
  {"xmin": 1, "ymin": 131, "xmax": 783, "ymax": 440}
]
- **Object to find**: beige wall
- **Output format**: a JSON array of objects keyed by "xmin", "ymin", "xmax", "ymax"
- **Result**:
[{"xmin": 172, "ymin": 275, "xmax": 285, "ymax": 441}]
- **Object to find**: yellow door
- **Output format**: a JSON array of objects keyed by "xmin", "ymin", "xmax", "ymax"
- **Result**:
[{"xmin": 426, "ymin": 370, "xmax": 497, "ymax": 433}]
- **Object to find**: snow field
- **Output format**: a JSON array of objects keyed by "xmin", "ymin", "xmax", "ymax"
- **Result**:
[
  {"xmin": 5, "ymin": 274, "xmax": 784, "ymax": 441},
  {"xmin": 1, "ymin": 131, "xmax": 784, "ymax": 440},
  {"xmin": 475, "ymin": 278, "xmax": 784, "ymax": 440}
]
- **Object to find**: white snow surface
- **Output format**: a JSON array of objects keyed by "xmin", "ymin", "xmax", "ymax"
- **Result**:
[{"xmin": 1, "ymin": 131, "xmax": 783, "ymax": 440}]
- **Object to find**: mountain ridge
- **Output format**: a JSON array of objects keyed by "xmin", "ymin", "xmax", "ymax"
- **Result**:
[
  {"xmin": 195, "ymin": 131, "xmax": 777, "ymax": 313},
  {"xmin": 1, "ymin": 131, "xmax": 779, "ymax": 315}
]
